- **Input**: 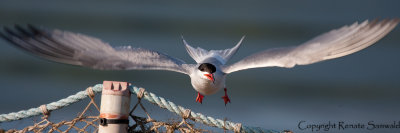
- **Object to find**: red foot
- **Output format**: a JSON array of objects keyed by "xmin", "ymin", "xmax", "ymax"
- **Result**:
[
  {"xmin": 221, "ymin": 88, "xmax": 231, "ymax": 106},
  {"xmin": 196, "ymin": 92, "xmax": 204, "ymax": 104}
]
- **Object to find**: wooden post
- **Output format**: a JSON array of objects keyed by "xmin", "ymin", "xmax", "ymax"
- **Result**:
[{"xmin": 99, "ymin": 81, "xmax": 131, "ymax": 133}]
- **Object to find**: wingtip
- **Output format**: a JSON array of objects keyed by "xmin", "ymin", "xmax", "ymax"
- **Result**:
[
  {"xmin": 14, "ymin": 24, "xmax": 33, "ymax": 36},
  {"xmin": 240, "ymin": 35, "xmax": 246, "ymax": 41},
  {"xmin": 391, "ymin": 18, "xmax": 400, "ymax": 25},
  {"xmin": 0, "ymin": 25, "xmax": 17, "ymax": 43},
  {"xmin": 3, "ymin": 26, "xmax": 16, "ymax": 37},
  {"xmin": 236, "ymin": 35, "xmax": 246, "ymax": 46},
  {"xmin": 181, "ymin": 35, "xmax": 190, "ymax": 46},
  {"xmin": 371, "ymin": 18, "xmax": 400, "ymax": 30},
  {"xmin": 367, "ymin": 18, "xmax": 400, "ymax": 27},
  {"xmin": 394, "ymin": 18, "xmax": 400, "ymax": 22},
  {"xmin": 27, "ymin": 24, "xmax": 42, "ymax": 35}
]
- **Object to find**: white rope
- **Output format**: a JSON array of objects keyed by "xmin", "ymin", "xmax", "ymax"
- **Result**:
[
  {"xmin": 0, "ymin": 83, "xmax": 279, "ymax": 133},
  {"xmin": 0, "ymin": 84, "xmax": 102, "ymax": 122},
  {"xmin": 129, "ymin": 86, "xmax": 279, "ymax": 133}
]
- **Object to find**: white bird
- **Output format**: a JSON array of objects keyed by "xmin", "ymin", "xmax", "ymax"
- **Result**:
[{"xmin": 1, "ymin": 19, "xmax": 398, "ymax": 105}]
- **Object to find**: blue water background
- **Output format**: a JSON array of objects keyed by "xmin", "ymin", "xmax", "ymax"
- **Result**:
[{"xmin": 0, "ymin": 1, "xmax": 399, "ymax": 132}]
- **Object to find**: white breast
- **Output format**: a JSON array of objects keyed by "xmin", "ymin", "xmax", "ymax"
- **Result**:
[{"xmin": 190, "ymin": 71, "xmax": 226, "ymax": 95}]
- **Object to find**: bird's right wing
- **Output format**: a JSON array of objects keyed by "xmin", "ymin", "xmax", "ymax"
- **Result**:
[
  {"xmin": 0, "ymin": 25, "xmax": 194, "ymax": 75},
  {"xmin": 222, "ymin": 19, "xmax": 399, "ymax": 74}
]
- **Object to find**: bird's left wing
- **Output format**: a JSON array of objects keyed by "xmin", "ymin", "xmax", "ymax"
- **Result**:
[
  {"xmin": 222, "ymin": 19, "xmax": 399, "ymax": 74},
  {"xmin": 0, "ymin": 25, "xmax": 193, "ymax": 75}
]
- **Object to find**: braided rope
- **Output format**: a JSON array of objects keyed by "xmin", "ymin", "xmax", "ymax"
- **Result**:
[
  {"xmin": 130, "ymin": 86, "xmax": 279, "ymax": 133},
  {"xmin": 0, "ymin": 84, "xmax": 279, "ymax": 133},
  {"xmin": 0, "ymin": 84, "xmax": 103, "ymax": 122}
]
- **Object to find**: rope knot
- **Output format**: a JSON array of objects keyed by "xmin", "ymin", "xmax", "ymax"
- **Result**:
[
  {"xmin": 39, "ymin": 104, "xmax": 49, "ymax": 116},
  {"xmin": 182, "ymin": 109, "xmax": 191, "ymax": 119},
  {"xmin": 86, "ymin": 87, "xmax": 95, "ymax": 99},
  {"xmin": 234, "ymin": 123, "xmax": 242, "ymax": 133},
  {"xmin": 137, "ymin": 88, "xmax": 145, "ymax": 99}
]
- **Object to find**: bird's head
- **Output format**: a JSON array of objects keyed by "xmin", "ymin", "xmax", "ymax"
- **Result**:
[{"xmin": 198, "ymin": 63, "xmax": 216, "ymax": 83}]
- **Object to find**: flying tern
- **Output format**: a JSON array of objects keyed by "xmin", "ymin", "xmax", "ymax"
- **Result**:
[{"xmin": 1, "ymin": 19, "xmax": 398, "ymax": 105}]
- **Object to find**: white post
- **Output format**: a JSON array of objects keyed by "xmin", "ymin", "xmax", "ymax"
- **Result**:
[{"xmin": 99, "ymin": 81, "xmax": 131, "ymax": 133}]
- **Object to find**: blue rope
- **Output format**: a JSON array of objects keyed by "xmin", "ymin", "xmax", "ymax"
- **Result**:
[{"xmin": 0, "ymin": 84, "xmax": 280, "ymax": 133}]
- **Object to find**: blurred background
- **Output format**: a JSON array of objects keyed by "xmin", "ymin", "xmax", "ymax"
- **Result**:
[{"xmin": 0, "ymin": 0, "xmax": 399, "ymax": 132}]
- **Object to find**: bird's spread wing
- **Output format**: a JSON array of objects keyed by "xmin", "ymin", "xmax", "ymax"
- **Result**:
[
  {"xmin": 0, "ymin": 25, "xmax": 193, "ymax": 75},
  {"xmin": 222, "ymin": 19, "xmax": 399, "ymax": 74},
  {"xmin": 182, "ymin": 36, "xmax": 245, "ymax": 64}
]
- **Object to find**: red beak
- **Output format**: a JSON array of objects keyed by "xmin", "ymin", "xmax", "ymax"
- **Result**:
[{"xmin": 204, "ymin": 73, "xmax": 214, "ymax": 82}]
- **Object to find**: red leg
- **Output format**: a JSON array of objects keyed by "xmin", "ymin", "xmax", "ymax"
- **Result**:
[
  {"xmin": 196, "ymin": 92, "xmax": 204, "ymax": 104},
  {"xmin": 221, "ymin": 88, "xmax": 231, "ymax": 105}
]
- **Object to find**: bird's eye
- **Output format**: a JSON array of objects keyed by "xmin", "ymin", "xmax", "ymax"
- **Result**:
[
  {"xmin": 198, "ymin": 64, "xmax": 204, "ymax": 71},
  {"xmin": 198, "ymin": 63, "xmax": 216, "ymax": 73}
]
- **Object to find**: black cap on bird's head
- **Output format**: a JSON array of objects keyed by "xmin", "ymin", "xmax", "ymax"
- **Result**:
[
  {"xmin": 198, "ymin": 63, "xmax": 216, "ymax": 83},
  {"xmin": 198, "ymin": 63, "xmax": 216, "ymax": 73}
]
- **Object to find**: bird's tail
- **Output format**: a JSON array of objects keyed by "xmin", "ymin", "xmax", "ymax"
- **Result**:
[{"xmin": 181, "ymin": 36, "xmax": 245, "ymax": 64}]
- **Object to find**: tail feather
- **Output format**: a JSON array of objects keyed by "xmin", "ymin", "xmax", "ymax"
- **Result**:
[{"xmin": 182, "ymin": 36, "xmax": 245, "ymax": 64}]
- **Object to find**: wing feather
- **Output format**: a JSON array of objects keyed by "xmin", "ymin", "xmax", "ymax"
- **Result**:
[
  {"xmin": 222, "ymin": 19, "xmax": 399, "ymax": 74},
  {"xmin": 1, "ymin": 25, "xmax": 192, "ymax": 74}
]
